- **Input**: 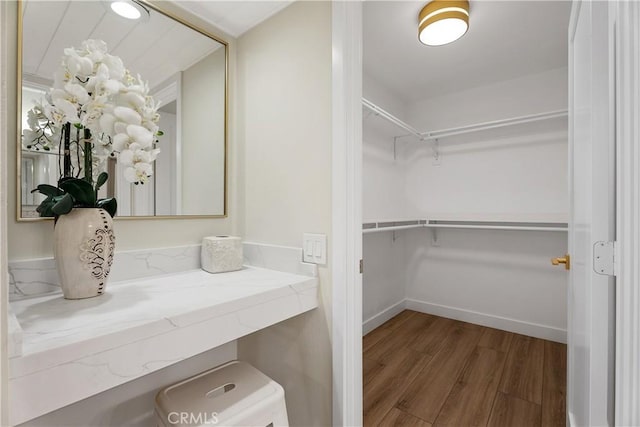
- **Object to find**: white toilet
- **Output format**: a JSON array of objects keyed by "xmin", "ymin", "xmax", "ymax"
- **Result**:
[{"xmin": 155, "ymin": 361, "xmax": 289, "ymax": 427}]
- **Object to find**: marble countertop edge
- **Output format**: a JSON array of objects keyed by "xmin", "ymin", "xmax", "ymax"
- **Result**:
[{"xmin": 9, "ymin": 267, "xmax": 319, "ymax": 380}]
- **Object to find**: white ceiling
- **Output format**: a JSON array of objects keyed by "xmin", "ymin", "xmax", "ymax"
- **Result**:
[
  {"xmin": 175, "ymin": 1, "xmax": 293, "ymax": 38},
  {"xmin": 364, "ymin": 0, "xmax": 572, "ymax": 103}
]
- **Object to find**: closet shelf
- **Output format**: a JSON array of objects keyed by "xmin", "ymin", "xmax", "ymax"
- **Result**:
[
  {"xmin": 362, "ymin": 98, "xmax": 423, "ymax": 140},
  {"xmin": 363, "ymin": 219, "xmax": 568, "ymax": 233},
  {"xmin": 361, "ymin": 97, "xmax": 567, "ymax": 142}
]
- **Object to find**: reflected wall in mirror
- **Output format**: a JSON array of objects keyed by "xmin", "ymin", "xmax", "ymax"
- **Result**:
[{"xmin": 18, "ymin": 0, "xmax": 227, "ymax": 219}]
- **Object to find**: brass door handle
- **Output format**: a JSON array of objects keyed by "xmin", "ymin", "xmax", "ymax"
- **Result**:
[{"xmin": 551, "ymin": 254, "xmax": 570, "ymax": 270}]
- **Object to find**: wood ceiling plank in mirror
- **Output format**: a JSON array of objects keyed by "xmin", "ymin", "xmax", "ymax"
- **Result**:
[
  {"xmin": 130, "ymin": 26, "xmax": 220, "ymax": 89},
  {"xmin": 22, "ymin": 1, "xmax": 222, "ymax": 93},
  {"xmin": 88, "ymin": 10, "xmax": 138, "ymax": 53},
  {"xmin": 22, "ymin": 1, "xmax": 69, "ymax": 76},
  {"xmin": 36, "ymin": 1, "xmax": 106, "ymax": 78},
  {"xmin": 110, "ymin": 12, "xmax": 176, "ymax": 66}
]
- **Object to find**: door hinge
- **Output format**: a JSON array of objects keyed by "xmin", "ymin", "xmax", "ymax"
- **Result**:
[
  {"xmin": 359, "ymin": 259, "xmax": 363, "ymax": 274},
  {"xmin": 593, "ymin": 241, "xmax": 617, "ymax": 276}
]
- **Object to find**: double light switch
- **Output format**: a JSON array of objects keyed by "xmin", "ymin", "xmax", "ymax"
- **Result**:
[{"xmin": 303, "ymin": 233, "xmax": 327, "ymax": 265}]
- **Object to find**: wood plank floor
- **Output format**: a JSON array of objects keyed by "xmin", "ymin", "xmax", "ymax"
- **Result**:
[{"xmin": 363, "ymin": 310, "xmax": 566, "ymax": 427}]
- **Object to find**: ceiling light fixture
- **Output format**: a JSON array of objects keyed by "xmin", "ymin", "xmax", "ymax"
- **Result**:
[
  {"xmin": 108, "ymin": 0, "xmax": 149, "ymax": 21},
  {"xmin": 418, "ymin": 0, "xmax": 470, "ymax": 46}
]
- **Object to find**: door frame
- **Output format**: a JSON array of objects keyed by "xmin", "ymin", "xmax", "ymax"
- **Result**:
[
  {"xmin": 567, "ymin": 1, "xmax": 617, "ymax": 425},
  {"xmin": 614, "ymin": 2, "xmax": 640, "ymax": 425},
  {"xmin": 331, "ymin": 1, "xmax": 363, "ymax": 426}
]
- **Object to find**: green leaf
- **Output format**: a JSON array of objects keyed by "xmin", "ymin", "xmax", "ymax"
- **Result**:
[
  {"xmin": 31, "ymin": 184, "xmax": 63, "ymax": 197},
  {"xmin": 58, "ymin": 177, "xmax": 75, "ymax": 186},
  {"xmin": 95, "ymin": 172, "xmax": 109, "ymax": 193},
  {"xmin": 59, "ymin": 178, "xmax": 96, "ymax": 207},
  {"xmin": 36, "ymin": 198, "xmax": 55, "ymax": 217},
  {"xmin": 97, "ymin": 198, "xmax": 117, "ymax": 218},
  {"xmin": 36, "ymin": 194, "xmax": 66, "ymax": 217},
  {"xmin": 52, "ymin": 193, "xmax": 74, "ymax": 216}
]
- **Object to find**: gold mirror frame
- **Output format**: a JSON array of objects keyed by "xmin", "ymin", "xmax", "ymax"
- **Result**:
[{"xmin": 16, "ymin": 0, "xmax": 229, "ymax": 221}]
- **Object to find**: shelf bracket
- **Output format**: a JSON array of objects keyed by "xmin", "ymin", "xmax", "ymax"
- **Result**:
[
  {"xmin": 430, "ymin": 227, "xmax": 439, "ymax": 246},
  {"xmin": 432, "ymin": 139, "xmax": 441, "ymax": 166},
  {"xmin": 393, "ymin": 137, "xmax": 398, "ymax": 161}
]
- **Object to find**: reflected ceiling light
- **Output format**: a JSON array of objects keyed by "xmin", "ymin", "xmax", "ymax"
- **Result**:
[
  {"xmin": 108, "ymin": 0, "xmax": 149, "ymax": 21},
  {"xmin": 418, "ymin": 0, "xmax": 470, "ymax": 46}
]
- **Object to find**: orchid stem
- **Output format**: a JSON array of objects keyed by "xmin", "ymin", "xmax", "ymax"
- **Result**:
[{"xmin": 84, "ymin": 128, "xmax": 92, "ymax": 183}]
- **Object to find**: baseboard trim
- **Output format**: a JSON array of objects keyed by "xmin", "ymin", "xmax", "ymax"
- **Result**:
[
  {"xmin": 405, "ymin": 298, "xmax": 567, "ymax": 343},
  {"xmin": 363, "ymin": 300, "xmax": 407, "ymax": 335}
]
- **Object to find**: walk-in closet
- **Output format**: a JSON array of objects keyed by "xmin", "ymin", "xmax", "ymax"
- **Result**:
[{"xmin": 362, "ymin": 1, "xmax": 572, "ymax": 426}]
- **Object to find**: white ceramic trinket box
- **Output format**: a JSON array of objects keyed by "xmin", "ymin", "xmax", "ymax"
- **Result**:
[{"xmin": 201, "ymin": 236, "xmax": 243, "ymax": 273}]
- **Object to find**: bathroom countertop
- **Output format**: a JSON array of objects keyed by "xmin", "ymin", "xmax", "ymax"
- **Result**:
[{"xmin": 9, "ymin": 266, "xmax": 318, "ymax": 425}]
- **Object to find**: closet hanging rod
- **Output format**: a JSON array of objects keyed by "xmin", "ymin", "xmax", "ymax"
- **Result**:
[
  {"xmin": 362, "ymin": 224, "xmax": 424, "ymax": 234},
  {"xmin": 362, "ymin": 98, "xmax": 423, "ymax": 140},
  {"xmin": 421, "ymin": 109, "xmax": 568, "ymax": 141}
]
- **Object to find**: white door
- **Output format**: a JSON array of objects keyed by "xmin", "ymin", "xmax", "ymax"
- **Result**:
[{"xmin": 567, "ymin": 1, "xmax": 616, "ymax": 426}]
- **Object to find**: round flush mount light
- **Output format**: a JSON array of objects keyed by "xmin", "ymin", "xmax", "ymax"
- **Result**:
[
  {"xmin": 418, "ymin": 0, "xmax": 470, "ymax": 46},
  {"xmin": 107, "ymin": 0, "xmax": 150, "ymax": 21}
]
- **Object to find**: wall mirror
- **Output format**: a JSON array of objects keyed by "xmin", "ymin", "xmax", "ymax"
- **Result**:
[{"xmin": 18, "ymin": 0, "xmax": 227, "ymax": 220}]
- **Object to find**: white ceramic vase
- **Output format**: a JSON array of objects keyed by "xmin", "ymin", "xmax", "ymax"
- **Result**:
[{"xmin": 54, "ymin": 208, "xmax": 115, "ymax": 299}]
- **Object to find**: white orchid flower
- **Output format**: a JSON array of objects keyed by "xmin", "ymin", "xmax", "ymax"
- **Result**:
[
  {"xmin": 99, "ymin": 112, "xmax": 116, "ymax": 136},
  {"xmin": 113, "ymin": 106, "xmax": 142, "ymax": 125},
  {"xmin": 50, "ymin": 85, "xmax": 89, "ymax": 124},
  {"xmin": 53, "ymin": 66, "xmax": 72, "ymax": 89},
  {"xmin": 121, "ymin": 91, "xmax": 146, "ymax": 110},
  {"xmin": 48, "ymin": 92, "xmax": 79, "ymax": 123},
  {"xmin": 82, "ymin": 39, "xmax": 107, "ymax": 53},
  {"xmin": 126, "ymin": 124, "xmax": 154, "ymax": 148},
  {"xmin": 118, "ymin": 143, "xmax": 160, "ymax": 166},
  {"xmin": 28, "ymin": 38, "xmax": 162, "ymax": 188},
  {"xmin": 81, "ymin": 97, "xmax": 108, "ymax": 132},
  {"xmin": 112, "ymin": 124, "xmax": 154, "ymax": 151},
  {"xmin": 63, "ymin": 48, "xmax": 93, "ymax": 77},
  {"xmin": 102, "ymin": 54, "xmax": 125, "ymax": 81},
  {"xmin": 63, "ymin": 83, "xmax": 90, "ymax": 104},
  {"xmin": 123, "ymin": 162, "xmax": 153, "ymax": 184},
  {"xmin": 41, "ymin": 102, "xmax": 63, "ymax": 126},
  {"xmin": 82, "ymin": 39, "xmax": 107, "ymax": 63}
]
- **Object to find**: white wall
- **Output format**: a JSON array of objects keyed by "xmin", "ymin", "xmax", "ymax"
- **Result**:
[
  {"xmin": 404, "ymin": 67, "xmax": 569, "ymax": 221},
  {"xmin": 235, "ymin": 2, "xmax": 333, "ymax": 426},
  {"xmin": 363, "ymin": 67, "xmax": 569, "ymax": 342},
  {"xmin": 181, "ymin": 48, "xmax": 226, "ymax": 215},
  {"xmin": 362, "ymin": 73, "xmax": 408, "ymax": 330},
  {"xmin": 363, "ymin": 73, "xmax": 409, "ymax": 222},
  {"xmin": 362, "ymin": 232, "xmax": 406, "ymax": 331}
]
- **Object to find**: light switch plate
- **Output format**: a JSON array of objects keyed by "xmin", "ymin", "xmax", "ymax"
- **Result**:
[{"xmin": 303, "ymin": 233, "xmax": 327, "ymax": 265}]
